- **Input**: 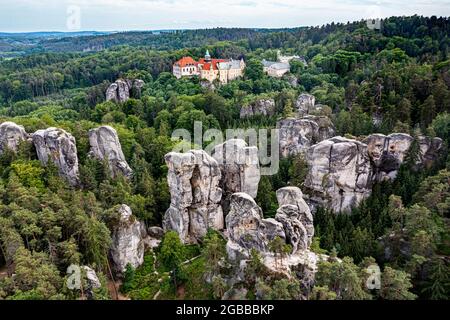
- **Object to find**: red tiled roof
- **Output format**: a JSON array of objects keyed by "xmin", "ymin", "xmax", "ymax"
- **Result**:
[
  {"xmin": 198, "ymin": 58, "xmax": 228, "ymax": 71},
  {"xmin": 175, "ymin": 56, "xmax": 198, "ymax": 68}
]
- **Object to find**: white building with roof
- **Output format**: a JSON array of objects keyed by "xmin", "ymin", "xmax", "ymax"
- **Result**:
[{"xmin": 262, "ymin": 59, "xmax": 290, "ymax": 78}]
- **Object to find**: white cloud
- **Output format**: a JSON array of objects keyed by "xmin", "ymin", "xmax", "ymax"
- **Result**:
[{"xmin": 1, "ymin": 0, "xmax": 449, "ymax": 32}]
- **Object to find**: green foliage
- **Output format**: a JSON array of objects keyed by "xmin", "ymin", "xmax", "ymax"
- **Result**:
[
  {"xmin": 380, "ymin": 267, "xmax": 417, "ymax": 300},
  {"xmin": 0, "ymin": 15, "xmax": 449, "ymax": 301},
  {"xmin": 158, "ymin": 231, "xmax": 185, "ymax": 272},
  {"xmin": 10, "ymin": 161, "xmax": 45, "ymax": 190},
  {"xmin": 315, "ymin": 257, "xmax": 372, "ymax": 300},
  {"xmin": 7, "ymin": 247, "xmax": 63, "ymax": 299},
  {"xmin": 245, "ymin": 59, "xmax": 264, "ymax": 81}
]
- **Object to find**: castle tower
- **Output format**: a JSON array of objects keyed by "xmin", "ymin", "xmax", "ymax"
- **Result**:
[{"xmin": 205, "ymin": 49, "xmax": 211, "ymax": 62}]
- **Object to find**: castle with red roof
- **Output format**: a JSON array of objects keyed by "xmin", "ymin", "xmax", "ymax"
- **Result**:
[{"xmin": 173, "ymin": 50, "xmax": 245, "ymax": 84}]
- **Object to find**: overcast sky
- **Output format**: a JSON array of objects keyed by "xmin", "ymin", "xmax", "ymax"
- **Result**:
[{"xmin": 1, "ymin": 0, "xmax": 449, "ymax": 32}]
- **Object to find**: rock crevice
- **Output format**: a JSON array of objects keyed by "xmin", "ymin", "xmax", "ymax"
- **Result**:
[
  {"xmin": 163, "ymin": 150, "xmax": 223, "ymax": 243},
  {"xmin": 212, "ymin": 139, "xmax": 261, "ymax": 214}
]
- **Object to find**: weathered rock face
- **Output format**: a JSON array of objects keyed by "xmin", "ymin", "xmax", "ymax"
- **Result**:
[
  {"xmin": 110, "ymin": 204, "xmax": 146, "ymax": 273},
  {"xmin": 226, "ymin": 193, "xmax": 268, "ymax": 252},
  {"xmin": 226, "ymin": 188, "xmax": 315, "ymax": 260},
  {"xmin": 277, "ymin": 116, "xmax": 335, "ymax": 158},
  {"xmin": 148, "ymin": 226, "xmax": 164, "ymax": 239},
  {"xmin": 419, "ymin": 135, "xmax": 443, "ymax": 167},
  {"xmin": 0, "ymin": 121, "xmax": 29, "ymax": 154},
  {"xmin": 163, "ymin": 150, "xmax": 223, "ymax": 243},
  {"xmin": 225, "ymin": 193, "xmax": 285, "ymax": 260},
  {"xmin": 304, "ymin": 137, "xmax": 372, "ymax": 213},
  {"xmin": 295, "ymin": 93, "xmax": 315, "ymax": 116},
  {"xmin": 275, "ymin": 187, "xmax": 314, "ymax": 251},
  {"xmin": 365, "ymin": 133, "xmax": 443, "ymax": 182},
  {"xmin": 88, "ymin": 126, "xmax": 132, "ymax": 179},
  {"xmin": 220, "ymin": 189, "xmax": 320, "ymax": 294},
  {"xmin": 106, "ymin": 79, "xmax": 145, "ymax": 103},
  {"xmin": 82, "ymin": 266, "xmax": 102, "ymax": 300},
  {"xmin": 82, "ymin": 266, "xmax": 101, "ymax": 290},
  {"xmin": 240, "ymin": 99, "xmax": 276, "ymax": 118},
  {"xmin": 32, "ymin": 127, "xmax": 80, "ymax": 186},
  {"xmin": 212, "ymin": 139, "xmax": 261, "ymax": 214}
]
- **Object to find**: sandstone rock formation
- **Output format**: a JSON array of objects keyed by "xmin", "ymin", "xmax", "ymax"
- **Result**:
[
  {"xmin": 295, "ymin": 93, "xmax": 315, "ymax": 116},
  {"xmin": 110, "ymin": 204, "xmax": 146, "ymax": 273},
  {"xmin": 106, "ymin": 79, "xmax": 145, "ymax": 103},
  {"xmin": 225, "ymin": 193, "xmax": 285, "ymax": 260},
  {"xmin": 0, "ymin": 121, "xmax": 29, "ymax": 155},
  {"xmin": 83, "ymin": 266, "xmax": 101, "ymax": 290},
  {"xmin": 418, "ymin": 135, "xmax": 443, "ymax": 166},
  {"xmin": 240, "ymin": 99, "xmax": 276, "ymax": 118},
  {"xmin": 163, "ymin": 150, "xmax": 223, "ymax": 243},
  {"xmin": 365, "ymin": 133, "xmax": 443, "ymax": 182},
  {"xmin": 224, "ymin": 189, "xmax": 320, "ymax": 293},
  {"xmin": 212, "ymin": 139, "xmax": 260, "ymax": 214},
  {"xmin": 275, "ymin": 187, "xmax": 314, "ymax": 251},
  {"xmin": 32, "ymin": 127, "xmax": 80, "ymax": 186},
  {"xmin": 304, "ymin": 137, "xmax": 372, "ymax": 213},
  {"xmin": 82, "ymin": 266, "xmax": 102, "ymax": 299},
  {"xmin": 277, "ymin": 116, "xmax": 335, "ymax": 157},
  {"xmin": 226, "ymin": 187, "xmax": 314, "ymax": 260},
  {"xmin": 88, "ymin": 126, "xmax": 132, "ymax": 179},
  {"xmin": 148, "ymin": 226, "xmax": 165, "ymax": 239}
]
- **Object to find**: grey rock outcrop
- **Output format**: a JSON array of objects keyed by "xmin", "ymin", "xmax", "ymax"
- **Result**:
[
  {"xmin": 82, "ymin": 266, "xmax": 101, "ymax": 300},
  {"xmin": 212, "ymin": 139, "xmax": 261, "ymax": 214},
  {"xmin": 0, "ymin": 121, "xmax": 29, "ymax": 154},
  {"xmin": 163, "ymin": 150, "xmax": 223, "ymax": 243},
  {"xmin": 226, "ymin": 188, "xmax": 314, "ymax": 261},
  {"xmin": 82, "ymin": 266, "xmax": 101, "ymax": 290},
  {"xmin": 304, "ymin": 137, "xmax": 372, "ymax": 213},
  {"xmin": 106, "ymin": 79, "xmax": 145, "ymax": 103},
  {"xmin": 240, "ymin": 99, "xmax": 276, "ymax": 118},
  {"xmin": 110, "ymin": 204, "xmax": 146, "ymax": 273},
  {"xmin": 32, "ymin": 127, "xmax": 80, "ymax": 186},
  {"xmin": 88, "ymin": 126, "xmax": 132, "ymax": 179},
  {"xmin": 275, "ymin": 187, "xmax": 314, "ymax": 251},
  {"xmin": 365, "ymin": 133, "xmax": 443, "ymax": 182},
  {"xmin": 148, "ymin": 226, "xmax": 165, "ymax": 239},
  {"xmin": 419, "ymin": 135, "xmax": 443, "ymax": 166},
  {"xmin": 295, "ymin": 93, "xmax": 315, "ymax": 116},
  {"xmin": 277, "ymin": 116, "xmax": 335, "ymax": 158},
  {"xmin": 225, "ymin": 193, "xmax": 285, "ymax": 260}
]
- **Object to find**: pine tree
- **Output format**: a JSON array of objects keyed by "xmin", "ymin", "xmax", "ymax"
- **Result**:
[
  {"xmin": 380, "ymin": 267, "xmax": 417, "ymax": 300},
  {"xmin": 422, "ymin": 258, "xmax": 450, "ymax": 300}
]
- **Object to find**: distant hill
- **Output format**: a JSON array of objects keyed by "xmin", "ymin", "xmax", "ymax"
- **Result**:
[{"xmin": 0, "ymin": 31, "xmax": 112, "ymax": 39}]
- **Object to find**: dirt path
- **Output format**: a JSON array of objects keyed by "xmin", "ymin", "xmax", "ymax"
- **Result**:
[{"xmin": 107, "ymin": 279, "xmax": 129, "ymax": 300}]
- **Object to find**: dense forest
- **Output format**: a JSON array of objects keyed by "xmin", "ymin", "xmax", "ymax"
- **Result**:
[{"xmin": 0, "ymin": 15, "xmax": 449, "ymax": 300}]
